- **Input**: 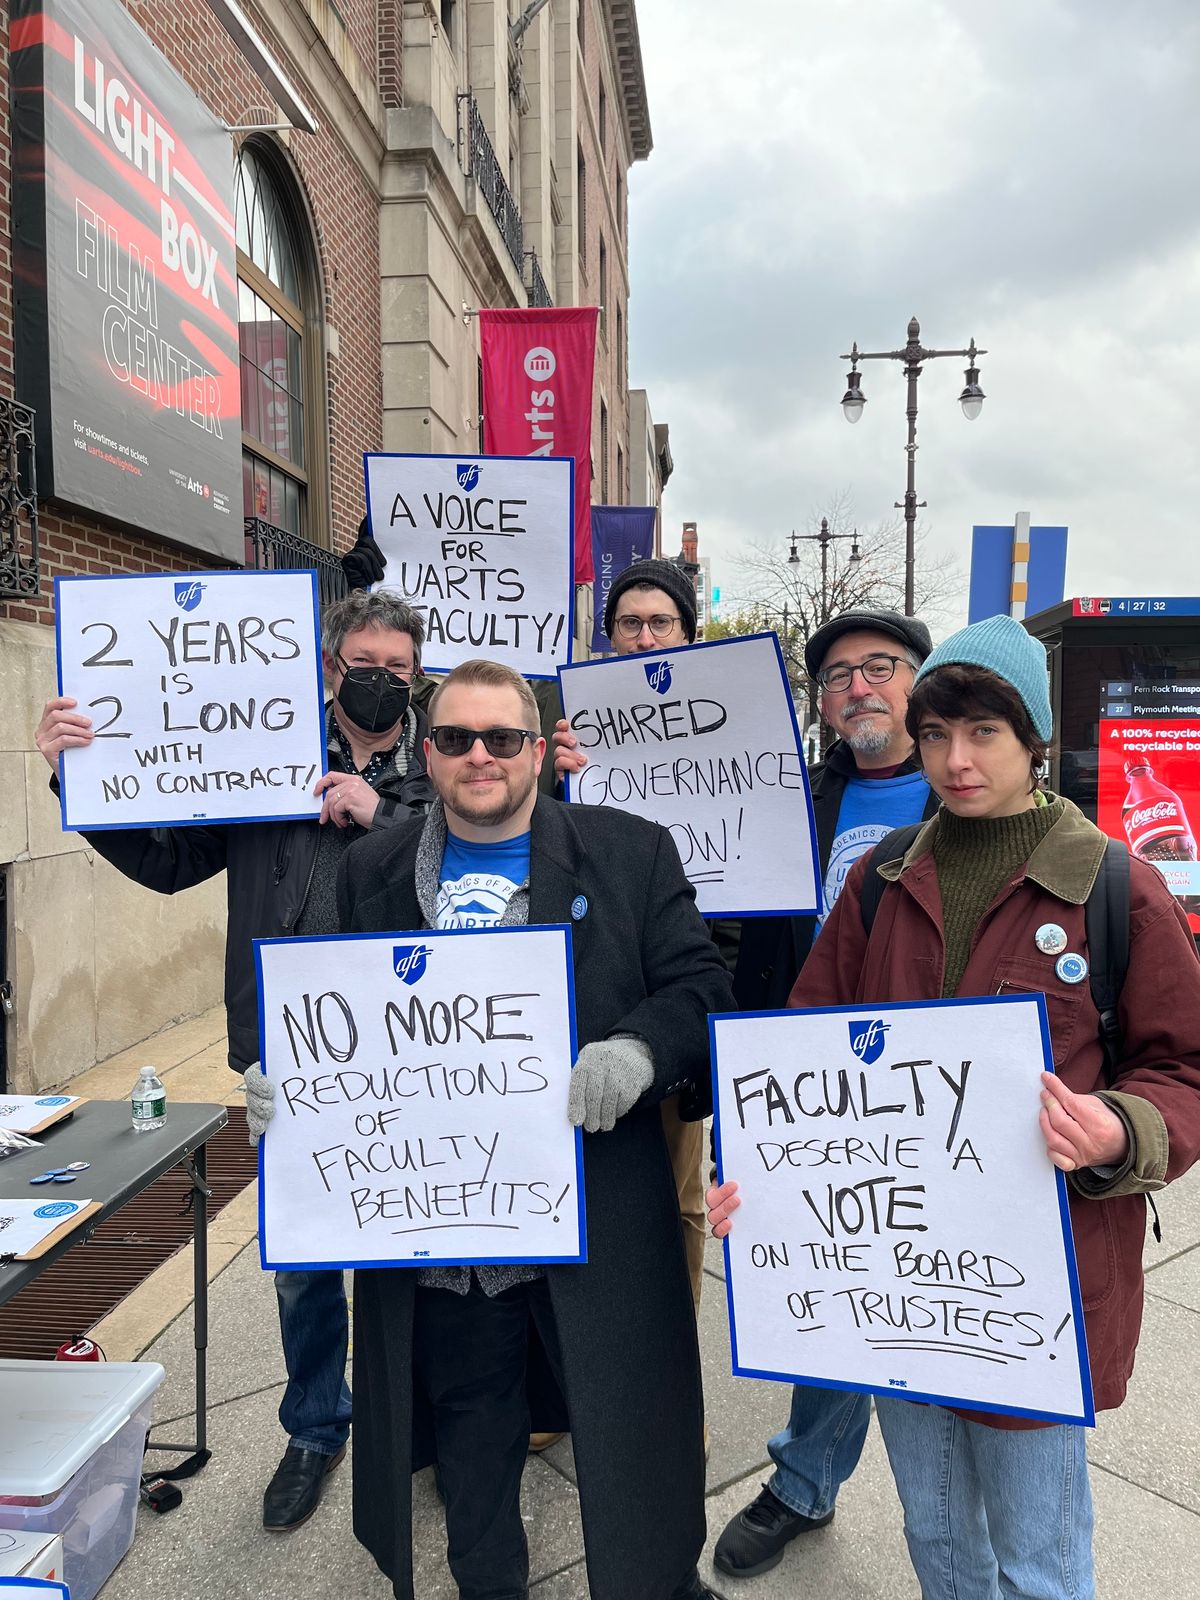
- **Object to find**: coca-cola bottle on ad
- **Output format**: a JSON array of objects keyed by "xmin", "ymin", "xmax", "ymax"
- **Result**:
[{"xmin": 1122, "ymin": 760, "xmax": 1200, "ymax": 914}]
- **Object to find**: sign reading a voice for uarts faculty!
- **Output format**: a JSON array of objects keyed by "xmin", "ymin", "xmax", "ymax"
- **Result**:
[
  {"xmin": 256, "ymin": 926, "xmax": 584, "ymax": 1270},
  {"xmin": 712, "ymin": 995, "xmax": 1093, "ymax": 1425},
  {"xmin": 559, "ymin": 633, "xmax": 821, "ymax": 918},
  {"xmin": 12, "ymin": 0, "xmax": 241, "ymax": 560},
  {"xmin": 364, "ymin": 452, "xmax": 574, "ymax": 680},
  {"xmin": 55, "ymin": 571, "xmax": 326, "ymax": 830}
]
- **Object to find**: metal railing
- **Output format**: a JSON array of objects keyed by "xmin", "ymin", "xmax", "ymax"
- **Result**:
[
  {"xmin": 0, "ymin": 398, "xmax": 39, "ymax": 600},
  {"xmin": 524, "ymin": 248, "xmax": 553, "ymax": 308},
  {"xmin": 457, "ymin": 92, "xmax": 524, "ymax": 273},
  {"xmin": 244, "ymin": 516, "xmax": 347, "ymax": 608}
]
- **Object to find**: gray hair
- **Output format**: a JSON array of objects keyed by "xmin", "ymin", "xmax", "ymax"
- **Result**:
[{"xmin": 322, "ymin": 589, "xmax": 426, "ymax": 669}]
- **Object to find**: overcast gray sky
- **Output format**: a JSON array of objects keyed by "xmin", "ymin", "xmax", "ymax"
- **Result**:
[{"xmin": 627, "ymin": 0, "xmax": 1200, "ymax": 627}]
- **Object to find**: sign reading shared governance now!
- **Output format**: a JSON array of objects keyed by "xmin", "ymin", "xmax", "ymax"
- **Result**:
[
  {"xmin": 712, "ymin": 995, "xmax": 1092, "ymax": 1425},
  {"xmin": 55, "ymin": 571, "xmax": 326, "ymax": 830},
  {"xmin": 559, "ymin": 633, "xmax": 820, "ymax": 918},
  {"xmin": 256, "ymin": 926, "xmax": 584, "ymax": 1271},
  {"xmin": 365, "ymin": 451, "xmax": 574, "ymax": 680}
]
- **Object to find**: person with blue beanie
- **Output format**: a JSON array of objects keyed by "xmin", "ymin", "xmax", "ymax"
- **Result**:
[{"xmin": 707, "ymin": 614, "xmax": 1200, "ymax": 1599}]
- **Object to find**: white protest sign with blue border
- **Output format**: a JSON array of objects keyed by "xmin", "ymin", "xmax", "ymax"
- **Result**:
[
  {"xmin": 711, "ymin": 993, "xmax": 1093, "ymax": 1426},
  {"xmin": 559, "ymin": 632, "xmax": 821, "ymax": 918},
  {"xmin": 0, "ymin": 1580, "xmax": 70, "ymax": 1598},
  {"xmin": 364, "ymin": 451, "xmax": 574, "ymax": 680},
  {"xmin": 256, "ymin": 924, "xmax": 585, "ymax": 1271},
  {"xmin": 54, "ymin": 570, "xmax": 326, "ymax": 831}
]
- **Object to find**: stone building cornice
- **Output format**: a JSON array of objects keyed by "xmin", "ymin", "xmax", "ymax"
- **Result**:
[{"xmin": 606, "ymin": 0, "xmax": 653, "ymax": 161}]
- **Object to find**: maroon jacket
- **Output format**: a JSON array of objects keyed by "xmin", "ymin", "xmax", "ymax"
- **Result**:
[{"xmin": 789, "ymin": 800, "xmax": 1200, "ymax": 1420}]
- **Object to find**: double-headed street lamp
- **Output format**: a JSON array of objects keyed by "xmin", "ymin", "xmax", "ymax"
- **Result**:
[
  {"xmin": 840, "ymin": 315, "xmax": 986, "ymax": 617},
  {"xmin": 789, "ymin": 517, "xmax": 861, "ymax": 630}
]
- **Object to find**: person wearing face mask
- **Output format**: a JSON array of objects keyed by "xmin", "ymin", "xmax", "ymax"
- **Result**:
[{"xmin": 34, "ymin": 588, "xmax": 433, "ymax": 1533}]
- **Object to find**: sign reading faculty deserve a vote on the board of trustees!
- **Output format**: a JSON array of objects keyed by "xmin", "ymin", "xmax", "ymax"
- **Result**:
[
  {"xmin": 559, "ymin": 633, "xmax": 821, "ymax": 918},
  {"xmin": 55, "ymin": 571, "xmax": 326, "ymax": 830},
  {"xmin": 712, "ymin": 994, "xmax": 1092, "ymax": 1425},
  {"xmin": 364, "ymin": 452, "xmax": 574, "ymax": 680},
  {"xmin": 255, "ymin": 926, "xmax": 585, "ymax": 1270}
]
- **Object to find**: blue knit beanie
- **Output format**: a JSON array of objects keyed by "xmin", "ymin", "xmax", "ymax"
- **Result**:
[{"xmin": 913, "ymin": 615, "xmax": 1053, "ymax": 739}]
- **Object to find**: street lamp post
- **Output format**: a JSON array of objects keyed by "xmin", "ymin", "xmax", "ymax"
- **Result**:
[
  {"xmin": 789, "ymin": 518, "xmax": 861, "ymax": 629},
  {"xmin": 839, "ymin": 315, "xmax": 986, "ymax": 617}
]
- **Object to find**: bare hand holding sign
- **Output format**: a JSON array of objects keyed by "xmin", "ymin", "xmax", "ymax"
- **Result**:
[{"xmin": 711, "ymin": 994, "xmax": 1092, "ymax": 1425}]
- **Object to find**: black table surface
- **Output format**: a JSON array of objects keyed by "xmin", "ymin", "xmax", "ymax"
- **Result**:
[{"xmin": 0, "ymin": 1099, "xmax": 228, "ymax": 1305}]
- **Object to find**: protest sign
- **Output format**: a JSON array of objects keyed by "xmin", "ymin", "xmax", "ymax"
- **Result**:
[
  {"xmin": 364, "ymin": 452, "xmax": 574, "ymax": 680},
  {"xmin": 55, "ymin": 571, "xmax": 325, "ymax": 831},
  {"xmin": 256, "ymin": 925, "xmax": 584, "ymax": 1270},
  {"xmin": 712, "ymin": 994, "xmax": 1092, "ymax": 1425},
  {"xmin": 559, "ymin": 633, "xmax": 820, "ymax": 917}
]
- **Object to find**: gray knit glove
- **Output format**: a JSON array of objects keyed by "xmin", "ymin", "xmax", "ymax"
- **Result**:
[
  {"xmin": 242, "ymin": 1063, "xmax": 276, "ymax": 1146},
  {"xmin": 567, "ymin": 1037, "xmax": 654, "ymax": 1133}
]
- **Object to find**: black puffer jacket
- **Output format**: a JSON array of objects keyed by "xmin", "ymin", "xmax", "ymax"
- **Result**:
[{"xmin": 55, "ymin": 708, "xmax": 434, "ymax": 1071}]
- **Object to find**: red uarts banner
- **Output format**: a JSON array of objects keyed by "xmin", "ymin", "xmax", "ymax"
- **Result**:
[{"xmin": 479, "ymin": 307, "xmax": 597, "ymax": 582}]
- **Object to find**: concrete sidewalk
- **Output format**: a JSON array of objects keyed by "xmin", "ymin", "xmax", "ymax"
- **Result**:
[{"xmin": 69, "ymin": 1012, "xmax": 1200, "ymax": 1598}]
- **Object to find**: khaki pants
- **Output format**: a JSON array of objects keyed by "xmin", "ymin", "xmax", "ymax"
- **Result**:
[{"xmin": 659, "ymin": 1096, "xmax": 706, "ymax": 1315}]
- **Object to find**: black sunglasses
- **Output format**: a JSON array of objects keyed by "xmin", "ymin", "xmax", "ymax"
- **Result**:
[{"xmin": 430, "ymin": 725, "xmax": 537, "ymax": 759}]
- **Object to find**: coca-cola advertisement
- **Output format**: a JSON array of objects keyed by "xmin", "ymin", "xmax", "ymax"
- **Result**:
[{"xmin": 1098, "ymin": 718, "xmax": 1200, "ymax": 932}]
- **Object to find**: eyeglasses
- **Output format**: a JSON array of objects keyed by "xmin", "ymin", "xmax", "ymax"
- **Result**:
[
  {"xmin": 816, "ymin": 653, "xmax": 911, "ymax": 693},
  {"xmin": 613, "ymin": 613, "xmax": 683, "ymax": 640},
  {"xmin": 430, "ymin": 725, "xmax": 537, "ymax": 759},
  {"xmin": 336, "ymin": 654, "xmax": 415, "ymax": 684}
]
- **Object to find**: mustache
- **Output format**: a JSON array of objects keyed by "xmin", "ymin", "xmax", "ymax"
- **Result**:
[{"xmin": 842, "ymin": 695, "xmax": 892, "ymax": 718}]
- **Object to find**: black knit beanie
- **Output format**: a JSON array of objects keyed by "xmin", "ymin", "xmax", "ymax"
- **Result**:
[{"xmin": 603, "ymin": 558, "xmax": 698, "ymax": 643}]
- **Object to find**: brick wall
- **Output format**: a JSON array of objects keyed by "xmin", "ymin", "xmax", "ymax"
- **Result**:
[{"xmin": 0, "ymin": 0, "xmax": 387, "ymax": 629}]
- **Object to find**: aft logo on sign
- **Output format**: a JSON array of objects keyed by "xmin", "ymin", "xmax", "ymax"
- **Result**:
[
  {"xmin": 393, "ymin": 944, "xmax": 432, "ymax": 985},
  {"xmin": 644, "ymin": 660, "xmax": 673, "ymax": 695},
  {"xmin": 456, "ymin": 463, "xmax": 481, "ymax": 492},
  {"xmin": 175, "ymin": 580, "xmax": 205, "ymax": 612},
  {"xmin": 848, "ymin": 1018, "xmax": 890, "ymax": 1065}
]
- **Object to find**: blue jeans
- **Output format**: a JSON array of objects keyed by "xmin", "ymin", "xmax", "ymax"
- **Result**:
[
  {"xmin": 275, "ymin": 1270, "xmax": 352, "ymax": 1455},
  {"xmin": 766, "ymin": 1384, "xmax": 872, "ymax": 1518},
  {"xmin": 875, "ymin": 1397, "xmax": 1094, "ymax": 1600}
]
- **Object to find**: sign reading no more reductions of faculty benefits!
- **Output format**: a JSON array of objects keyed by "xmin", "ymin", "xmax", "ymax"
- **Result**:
[
  {"xmin": 712, "ymin": 995, "xmax": 1092, "ymax": 1425},
  {"xmin": 364, "ymin": 452, "xmax": 574, "ymax": 680},
  {"xmin": 55, "ymin": 570, "xmax": 326, "ymax": 830},
  {"xmin": 559, "ymin": 633, "xmax": 821, "ymax": 918},
  {"xmin": 256, "ymin": 925, "xmax": 584, "ymax": 1270}
]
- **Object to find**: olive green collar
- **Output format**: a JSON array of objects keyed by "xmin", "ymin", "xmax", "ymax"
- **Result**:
[{"xmin": 877, "ymin": 793, "xmax": 1108, "ymax": 906}]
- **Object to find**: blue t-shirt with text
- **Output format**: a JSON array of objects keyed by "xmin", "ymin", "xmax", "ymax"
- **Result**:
[
  {"xmin": 819, "ymin": 770, "xmax": 930, "ymax": 927},
  {"xmin": 437, "ymin": 831, "xmax": 531, "ymax": 929}
]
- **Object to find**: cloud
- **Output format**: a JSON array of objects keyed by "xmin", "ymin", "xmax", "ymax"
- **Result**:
[{"xmin": 628, "ymin": 0, "xmax": 1200, "ymax": 620}]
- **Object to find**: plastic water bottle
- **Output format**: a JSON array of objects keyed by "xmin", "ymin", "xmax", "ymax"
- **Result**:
[{"xmin": 131, "ymin": 1066, "xmax": 166, "ymax": 1132}]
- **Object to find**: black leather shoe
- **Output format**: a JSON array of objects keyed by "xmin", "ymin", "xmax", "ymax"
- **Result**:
[
  {"xmin": 713, "ymin": 1484, "xmax": 834, "ymax": 1577},
  {"xmin": 669, "ymin": 1571, "xmax": 718, "ymax": 1600},
  {"xmin": 263, "ymin": 1443, "xmax": 347, "ymax": 1531}
]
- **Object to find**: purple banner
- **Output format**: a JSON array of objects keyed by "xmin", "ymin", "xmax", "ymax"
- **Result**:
[{"xmin": 590, "ymin": 505, "xmax": 656, "ymax": 653}]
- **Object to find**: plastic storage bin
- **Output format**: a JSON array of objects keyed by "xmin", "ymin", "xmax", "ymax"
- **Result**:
[{"xmin": 0, "ymin": 1359, "xmax": 165, "ymax": 1600}]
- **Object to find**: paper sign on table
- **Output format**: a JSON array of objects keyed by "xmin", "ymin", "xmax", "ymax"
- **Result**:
[
  {"xmin": 559, "ymin": 633, "xmax": 820, "ymax": 917},
  {"xmin": 0, "ymin": 1198, "xmax": 96, "ymax": 1259},
  {"xmin": 0, "ymin": 1097, "xmax": 82, "ymax": 1136},
  {"xmin": 256, "ymin": 925, "xmax": 584, "ymax": 1270},
  {"xmin": 55, "ymin": 570, "xmax": 326, "ymax": 830},
  {"xmin": 365, "ymin": 452, "xmax": 574, "ymax": 680},
  {"xmin": 712, "ymin": 994, "xmax": 1093, "ymax": 1425}
]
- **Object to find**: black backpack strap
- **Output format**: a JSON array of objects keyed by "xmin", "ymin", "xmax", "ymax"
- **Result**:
[
  {"xmin": 859, "ymin": 823, "xmax": 924, "ymax": 934},
  {"xmin": 1085, "ymin": 837, "xmax": 1130, "ymax": 1085}
]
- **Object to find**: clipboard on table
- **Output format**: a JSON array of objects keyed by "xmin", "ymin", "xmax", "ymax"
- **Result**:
[
  {"xmin": 0, "ymin": 1200, "xmax": 102, "ymax": 1262},
  {"xmin": 0, "ymin": 1097, "xmax": 87, "ymax": 1137}
]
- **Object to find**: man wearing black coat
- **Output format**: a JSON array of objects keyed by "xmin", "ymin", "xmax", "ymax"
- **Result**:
[
  {"xmin": 34, "ymin": 589, "xmax": 434, "ymax": 1534},
  {"xmin": 330, "ymin": 658, "xmax": 730, "ymax": 1600}
]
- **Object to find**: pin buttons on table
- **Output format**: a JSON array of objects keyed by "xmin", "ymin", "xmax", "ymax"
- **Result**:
[{"xmin": 30, "ymin": 1169, "xmax": 79, "ymax": 1184}]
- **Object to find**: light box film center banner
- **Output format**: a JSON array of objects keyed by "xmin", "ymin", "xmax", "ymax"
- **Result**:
[
  {"xmin": 365, "ymin": 451, "xmax": 574, "ymax": 680},
  {"xmin": 559, "ymin": 633, "xmax": 821, "ymax": 918},
  {"xmin": 256, "ymin": 926, "xmax": 585, "ymax": 1271},
  {"xmin": 712, "ymin": 995, "xmax": 1092, "ymax": 1425},
  {"xmin": 590, "ymin": 504, "xmax": 655, "ymax": 654},
  {"xmin": 55, "ymin": 570, "xmax": 326, "ymax": 830},
  {"xmin": 12, "ymin": 0, "xmax": 241, "ymax": 558}
]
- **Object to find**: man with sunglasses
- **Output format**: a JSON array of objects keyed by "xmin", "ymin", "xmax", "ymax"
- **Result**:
[
  {"xmin": 33, "ymin": 588, "xmax": 433, "ymax": 1534},
  {"xmin": 328, "ymin": 657, "xmax": 730, "ymax": 1600},
  {"xmin": 712, "ymin": 607, "xmax": 940, "ymax": 1581}
]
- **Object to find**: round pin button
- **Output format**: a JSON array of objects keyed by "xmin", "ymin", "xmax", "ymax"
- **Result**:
[
  {"xmin": 1035, "ymin": 923, "xmax": 1068, "ymax": 955},
  {"xmin": 1055, "ymin": 952, "xmax": 1089, "ymax": 985},
  {"xmin": 571, "ymin": 895, "xmax": 588, "ymax": 921}
]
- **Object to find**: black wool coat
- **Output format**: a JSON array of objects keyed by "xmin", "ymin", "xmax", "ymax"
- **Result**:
[{"xmin": 336, "ymin": 795, "xmax": 735, "ymax": 1600}]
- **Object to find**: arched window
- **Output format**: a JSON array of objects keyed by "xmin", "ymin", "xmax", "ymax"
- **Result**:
[{"xmin": 235, "ymin": 142, "xmax": 326, "ymax": 542}]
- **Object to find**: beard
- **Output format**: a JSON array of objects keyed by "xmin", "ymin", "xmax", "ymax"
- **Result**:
[
  {"xmin": 441, "ymin": 762, "xmax": 537, "ymax": 828},
  {"xmin": 838, "ymin": 696, "xmax": 898, "ymax": 757}
]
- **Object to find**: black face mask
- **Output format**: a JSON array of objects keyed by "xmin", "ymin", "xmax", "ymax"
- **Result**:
[{"xmin": 335, "ymin": 657, "xmax": 412, "ymax": 734}]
